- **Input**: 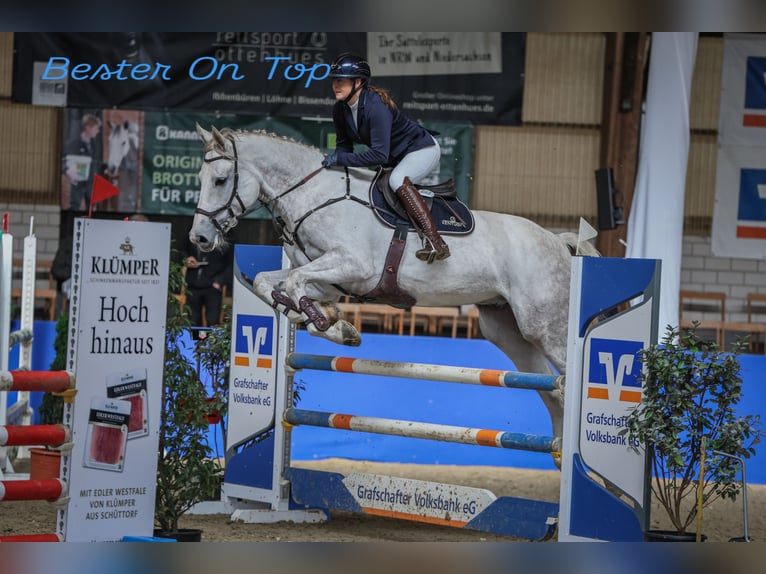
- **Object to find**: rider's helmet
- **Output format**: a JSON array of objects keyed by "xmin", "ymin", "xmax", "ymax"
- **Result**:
[{"xmin": 329, "ymin": 53, "xmax": 371, "ymax": 81}]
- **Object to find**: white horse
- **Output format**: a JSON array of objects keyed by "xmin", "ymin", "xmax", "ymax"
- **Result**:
[
  {"xmin": 105, "ymin": 120, "xmax": 140, "ymax": 212},
  {"xmin": 106, "ymin": 120, "xmax": 140, "ymax": 176},
  {"xmin": 189, "ymin": 126, "xmax": 599, "ymax": 446}
]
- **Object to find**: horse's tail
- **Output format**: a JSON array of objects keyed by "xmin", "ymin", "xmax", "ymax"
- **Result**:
[{"xmin": 557, "ymin": 231, "xmax": 601, "ymax": 257}]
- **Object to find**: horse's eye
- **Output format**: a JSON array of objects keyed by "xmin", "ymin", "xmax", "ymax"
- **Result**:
[{"xmin": 214, "ymin": 177, "xmax": 227, "ymax": 186}]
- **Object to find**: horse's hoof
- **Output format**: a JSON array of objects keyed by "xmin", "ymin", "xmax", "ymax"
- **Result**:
[
  {"xmin": 344, "ymin": 336, "xmax": 362, "ymax": 347},
  {"xmin": 339, "ymin": 320, "xmax": 362, "ymax": 346}
]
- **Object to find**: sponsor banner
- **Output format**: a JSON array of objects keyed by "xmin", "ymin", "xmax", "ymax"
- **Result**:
[
  {"xmin": 579, "ymin": 301, "xmax": 653, "ymax": 504},
  {"xmin": 343, "ymin": 472, "xmax": 496, "ymax": 525},
  {"xmin": 226, "ymin": 245, "xmax": 284, "ymax": 449},
  {"xmin": 62, "ymin": 109, "xmax": 473, "ymax": 216},
  {"xmin": 14, "ymin": 33, "xmax": 524, "ymax": 125},
  {"xmin": 713, "ymin": 34, "xmax": 766, "ymax": 258},
  {"xmin": 719, "ymin": 34, "xmax": 766, "ymax": 145},
  {"xmin": 712, "ymin": 145, "xmax": 766, "ymax": 258},
  {"xmin": 64, "ymin": 218, "xmax": 170, "ymax": 541}
]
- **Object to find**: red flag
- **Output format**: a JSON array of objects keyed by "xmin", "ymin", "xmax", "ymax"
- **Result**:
[{"xmin": 88, "ymin": 174, "xmax": 120, "ymax": 217}]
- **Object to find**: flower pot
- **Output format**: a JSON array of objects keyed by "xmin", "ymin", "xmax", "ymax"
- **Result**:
[
  {"xmin": 644, "ymin": 529, "xmax": 707, "ymax": 542},
  {"xmin": 29, "ymin": 448, "xmax": 61, "ymax": 480},
  {"xmin": 203, "ymin": 397, "xmax": 221, "ymax": 425},
  {"xmin": 152, "ymin": 528, "xmax": 202, "ymax": 542}
]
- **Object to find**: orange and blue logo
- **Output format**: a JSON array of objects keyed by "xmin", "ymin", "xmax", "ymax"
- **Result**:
[
  {"xmin": 233, "ymin": 314, "xmax": 274, "ymax": 369},
  {"xmin": 587, "ymin": 338, "xmax": 643, "ymax": 403},
  {"xmin": 736, "ymin": 168, "xmax": 766, "ymax": 240},
  {"xmin": 743, "ymin": 56, "xmax": 766, "ymax": 127}
]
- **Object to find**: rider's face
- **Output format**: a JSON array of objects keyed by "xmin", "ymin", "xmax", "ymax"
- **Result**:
[{"xmin": 332, "ymin": 78, "xmax": 360, "ymax": 104}]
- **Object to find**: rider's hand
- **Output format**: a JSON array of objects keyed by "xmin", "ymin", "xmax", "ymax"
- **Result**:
[
  {"xmin": 321, "ymin": 153, "xmax": 337, "ymax": 168},
  {"xmin": 185, "ymin": 256, "xmax": 199, "ymax": 269}
]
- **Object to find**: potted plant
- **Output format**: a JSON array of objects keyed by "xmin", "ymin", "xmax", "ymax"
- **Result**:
[
  {"xmin": 30, "ymin": 310, "xmax": 68, "ymax": 479},
  {"xmin": 153, "ymin": 253, "xmax": 224, "ymax": 541},
  {"xmin": 623, "ymin": 323, "xmax": 761, "ymax": 541},
  {"xmin": 193, "ymin": 309, "xmax": 231, "ymax": 457}
]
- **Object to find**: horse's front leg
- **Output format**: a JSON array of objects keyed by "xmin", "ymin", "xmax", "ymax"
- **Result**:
[
  {"xmin": 252, "ymin": 269, "xmax": 304, "ymax": 322},
  {"xmin": 284, "ymin": 251, "xmax": 374, "ymax": 346}
]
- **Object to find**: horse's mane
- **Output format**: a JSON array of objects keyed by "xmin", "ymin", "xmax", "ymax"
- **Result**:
[
  {"xmin": 203, "ymin": 126, "xmax": 374, "ymax": 183},
  {"xmin": 205, "ymin": 127, "xmax": 320, "ymax": 157}
]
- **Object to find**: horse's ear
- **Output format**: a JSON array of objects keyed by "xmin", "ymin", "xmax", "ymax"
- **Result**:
[
  {"xmin": 196, "ymin": 123, "xmax": 212, "ymax": 144},
  {"xmin": 211, "ymin": 126, "xmax": 226, "ymax": 148}
]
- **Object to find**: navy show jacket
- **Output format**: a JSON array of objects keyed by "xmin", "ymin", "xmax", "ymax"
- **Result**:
[{"xmin": 331, "ymin": 88, "xmax": 435, "ymax": 168}]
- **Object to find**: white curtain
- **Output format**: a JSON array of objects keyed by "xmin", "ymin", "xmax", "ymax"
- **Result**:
[{"xmin": 626, "ymin": 32, "xmax": 698, "ymax": 333}]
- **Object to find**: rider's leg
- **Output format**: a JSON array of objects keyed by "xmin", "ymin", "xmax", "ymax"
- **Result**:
[{"xmin": 390, "ymin": 142, "xmax": 450, "ymax": 262}]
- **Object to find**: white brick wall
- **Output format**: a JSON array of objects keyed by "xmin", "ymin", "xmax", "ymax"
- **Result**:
[
  {"xmin": 682, "ymin": 236, "xmax": 766, "ymax": 323},
  {"xmin": 0, "ymin": 203, "xmax": 61, "ymax": 263}
]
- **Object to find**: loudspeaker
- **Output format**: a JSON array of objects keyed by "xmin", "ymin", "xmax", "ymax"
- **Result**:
[{"xmin": 595, "ymin": 168, "xmax": 624, "ymax": 231}]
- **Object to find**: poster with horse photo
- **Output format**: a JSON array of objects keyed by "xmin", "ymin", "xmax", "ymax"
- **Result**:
[{"xmin": 61, "ymin": 108, "xmax": 144, "ymax": 214}]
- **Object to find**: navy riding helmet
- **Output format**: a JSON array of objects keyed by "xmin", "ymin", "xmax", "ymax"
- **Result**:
[{"xmin": 329, "ymin": 53, "xmax": 371, "ymax": 81}]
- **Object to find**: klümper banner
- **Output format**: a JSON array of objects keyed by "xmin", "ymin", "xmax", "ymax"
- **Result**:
[
  {"xmin": 712, "ymin": 33, "xmax": 766, "ymax": 259},
  {"xmin": 62, "ymin": 218, "xmax": 170, "ymax": 542},
  {"xmin": 13, "ymin": 32, "xmax": 524, "ymax": 125}
]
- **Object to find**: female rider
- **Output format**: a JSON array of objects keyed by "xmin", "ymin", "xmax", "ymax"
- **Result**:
[{"xmin": 321, "ymin": 53, "xmax": 449, "ymax": 263}]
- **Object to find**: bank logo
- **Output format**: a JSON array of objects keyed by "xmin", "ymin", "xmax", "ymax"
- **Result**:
[
  {"xmin": 587, "ymin": 338, "xmax": 643, "ymax": 402},
  {"xmin": 743, "ymin": 56, "xmax": 766, "ymax": 127},
  {"xmin": 234, "ymin": 314, "xmax": 273, "ymax": 369},
  {"xmin": 736, "ymin": 168, "xmax": 766, "ymax": 239}
]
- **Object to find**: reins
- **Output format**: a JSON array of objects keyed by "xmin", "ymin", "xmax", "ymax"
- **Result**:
[
  {"xmin": 195, "ymin": 132, "xmax": 378, "ymax": 261},
  {"xmin": 274, "ymin": 167, "xmax": 371, "ymax": 255}
]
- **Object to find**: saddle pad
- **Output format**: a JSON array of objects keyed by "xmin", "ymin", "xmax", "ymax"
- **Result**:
[{"xmin": 370, "ymin": 181, "xmax": 475, "ymax": 236}]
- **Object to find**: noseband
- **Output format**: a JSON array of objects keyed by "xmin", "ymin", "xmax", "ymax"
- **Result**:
[{"xmin": 194, "ymin": 137, "xmax": 246, "ymax": 235}]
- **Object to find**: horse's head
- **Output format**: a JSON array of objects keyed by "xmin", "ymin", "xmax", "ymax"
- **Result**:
[
  {"xmin": 106, "ymin": 120, "xmax": 139, "ymax": 175},
  {"xmin": 190, "ymin": 124, "xmax": 261, "ymax": 251}
]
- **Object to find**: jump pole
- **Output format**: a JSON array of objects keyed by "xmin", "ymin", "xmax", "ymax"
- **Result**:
[{"xmin": 219, "ymin": 245, "xmax": 659, "ymax": 541}]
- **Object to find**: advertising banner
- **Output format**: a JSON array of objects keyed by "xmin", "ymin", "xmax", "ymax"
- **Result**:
[
  {"xmin": 14, "ymin": 32, "xmax": 524, "ymax": 125},
  {"xmin": 712, "ymin": 33, "xmax": 766, "ymax": 258},
  {"xmin": 62, "ymin": 218, "xmax": 170, "ymax": 542},
  {"xmin": 62, "ymin": 109, "xmax": 474, "ymax": 215}
]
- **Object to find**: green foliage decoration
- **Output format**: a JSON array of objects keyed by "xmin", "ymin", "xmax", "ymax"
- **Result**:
[
  {"xmin": 154, "ymin": 252, "xmax": 223, "ymax": 533},
  {"xmin": 623, "ymin": 323, "xmax": 761, "ymax": 534}
]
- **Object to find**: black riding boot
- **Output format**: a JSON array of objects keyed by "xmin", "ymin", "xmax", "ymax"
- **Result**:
[{"xmin": 395, "ymin": 177, "xmax": 450, "ymax": 263}]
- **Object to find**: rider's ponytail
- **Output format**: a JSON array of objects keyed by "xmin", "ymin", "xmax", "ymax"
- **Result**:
[{"xmin": 367, "ymin": 85, "xmax": 397, "ymax": 110}]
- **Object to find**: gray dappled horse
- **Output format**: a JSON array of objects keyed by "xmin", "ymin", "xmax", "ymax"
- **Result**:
[{"xmin": 189, "ymin": 126, "xmax": 599, "ymax": 453}]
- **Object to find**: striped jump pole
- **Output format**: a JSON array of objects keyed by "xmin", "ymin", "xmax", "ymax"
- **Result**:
[
  {"xmin": 0, "ymin": 371, "xmax": 74, "ymax": 393},
  {"xmin": 284, "ymin": 408, "xmax": 561, "ymax": 455},
  {"xmin": 8, "ymin": 328, "xmax": 33, "ymax": 349},
  {"xmin": 0, "ymin": 533, "xmax": 62, "ymax": 542},
  {"xmin": 0, "ymin": 478, "xmax": 64, "ymax": 501},
  {"xmin": 0, "ymin": 424, "xmax": 69, "ymax": 447},
  {"xmin": 287, "ymin": 353, "xmax": 562, "ymax": 392}
]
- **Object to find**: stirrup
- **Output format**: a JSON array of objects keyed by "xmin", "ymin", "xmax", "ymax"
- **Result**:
[{"xmin": 416, "ymin": 238, "xmax": 450, "ymax": 264}]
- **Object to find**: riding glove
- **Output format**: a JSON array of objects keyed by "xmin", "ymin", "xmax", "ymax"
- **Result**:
[{"xmin": 321, "ymin": 153, "xmax": 338, "ymax": 168}]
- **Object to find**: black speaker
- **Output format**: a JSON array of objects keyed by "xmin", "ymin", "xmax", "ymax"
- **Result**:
[{"xmin": 595, "ymin": 168, "xmax": 624, "ymax": 231}]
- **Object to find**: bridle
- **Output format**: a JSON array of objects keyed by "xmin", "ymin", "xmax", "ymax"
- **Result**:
[{"xmin": 194, "ymin": 137, "xmax": 247, "ymax": 236}]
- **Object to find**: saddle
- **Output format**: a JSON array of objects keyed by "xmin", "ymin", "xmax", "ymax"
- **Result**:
[{"xmin": 370, "ymin": 168, "xmax": 475, "ymax": 235}]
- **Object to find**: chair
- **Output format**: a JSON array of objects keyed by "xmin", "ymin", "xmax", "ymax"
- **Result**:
[
  {"xmin": 409, "ymin": 306, "xmax": 460, "ymax": 338},
  {"xmin": 723, "ymin": 293, "xmax": 766, "ymax": 354},
  {"xmin": 453, "ymin": 305, "xmax": 481, "ymax": 339},
  {"xmin": 356, "ymin": 303, "xmax": 405, "ymax": 334},
  {"xmin": 678, "ymin": 290, "xmax": 726, "ymax": 346}
]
